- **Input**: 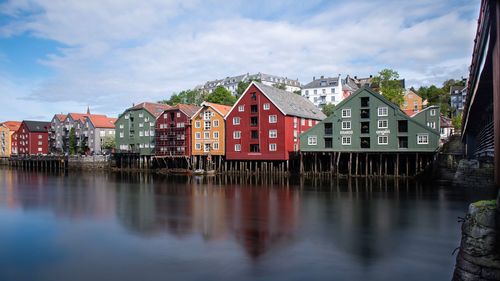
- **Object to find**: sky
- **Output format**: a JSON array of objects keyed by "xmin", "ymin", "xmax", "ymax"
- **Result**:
[{"xmin": 0, "ymin": 0, "xmax": 479, "ymax": 121}]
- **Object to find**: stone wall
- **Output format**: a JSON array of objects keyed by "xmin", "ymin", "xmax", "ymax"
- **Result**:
[
  {"xmin": 453, "ymin": 200, "xmax": 500, "ymax": 281},
  {"xmin": 68, "ymin": 155, "xmax": 110, "ymax": 170},
  {"xmin": 453, "ymin": 159, "xmax": 495, "ymax": 188}
]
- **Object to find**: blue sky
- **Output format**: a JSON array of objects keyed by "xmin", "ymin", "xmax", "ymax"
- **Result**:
[{"xmin": 0, "ymin": 0, "xmax": 479, "ymax": 121}]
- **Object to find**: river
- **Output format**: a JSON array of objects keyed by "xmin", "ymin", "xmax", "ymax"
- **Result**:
[{"xmin": 0, "ymin": 167, "xmax": 496, "ymax": 281}]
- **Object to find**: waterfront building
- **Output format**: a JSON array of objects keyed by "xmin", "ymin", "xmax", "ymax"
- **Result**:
[
  {"xmin": 115, "ymin": 102, "xmax": 171, "ymax": 156},
  {"xmin": 225, "ymin": 81, "xmax": 326, "ymax": 161},
  {"xmin": 300, "ymin": 87, "xmax": 440, "ymax": 153},
  {"xmin": 450, "ymin": 85, "xmax": 467, "ymax": 117},
  {"xmin": 0, "ymin": 121, "xmax": 21, "ymax": 157},
  {"xmin": 49, "ymin": 114, "xmax": 66, "ymax": 154},
  {"xmin": 440, "ymin": 115, "xmax": 453, "ymax": 142},
  {"xmin": 82, "ymin": 115, "xmax": 117, "ymax": 154},
  {"xmin": 401, "ymin": 90, "xmax": 424, "ymax": 116},
  {"xmin": 410, "ymin": 105, "xmax": 441, "ymax": 134},
  {"xmin": 301, "ymin": 75, "xmax": 343, "ymax": 107},
  {"xmin": 199, "ymin": 72, "xmax": 301, "ymax": 96},
  {"xmin": 190, "ymin": 102, "xmax": 231, "ymax": 156},
  {"xmin": 11, "ymin": 130, "xmax": 18, "ymax": 155},
  {"xmin": 462, "ymin": 0, "xmax": 500, "ymax": 186},
  {"xmin": 155, "ymin": 104, "xmax": 200, "ymax": 157},
  {"xmin": 16, "ymin": 120, "xmax": 51, "ymax": 156}
]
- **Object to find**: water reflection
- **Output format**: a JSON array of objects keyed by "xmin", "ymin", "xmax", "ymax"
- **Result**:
[{"xmin": 0, "ymin": 168, "xmax": 497, "ymax": 281}]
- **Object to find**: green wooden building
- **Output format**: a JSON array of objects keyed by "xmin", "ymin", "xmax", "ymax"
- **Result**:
[
  {"xmin": 299, "ymin": 88, "xmax": 440, "ymax": 176},
  {"xmin": 115, "ymin": 102, "xmax": 171, "ymax": 156}
]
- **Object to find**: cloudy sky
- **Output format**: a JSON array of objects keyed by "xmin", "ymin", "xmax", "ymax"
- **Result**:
[{"xmin": 0, "ymin": 0, "xmax": 478, "ymax": 121}]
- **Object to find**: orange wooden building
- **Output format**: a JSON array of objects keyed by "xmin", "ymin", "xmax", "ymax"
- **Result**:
[
  {"xmin": 191, "ymin": 102, "xmax": 231, "ymax": 157},
  {"xmin": 401, "ymin": 90, "xmax": 424, "ymax": 115},
  {"xmin": 0, "ymin": 121, "xmax": 21, "ymax": 157}
]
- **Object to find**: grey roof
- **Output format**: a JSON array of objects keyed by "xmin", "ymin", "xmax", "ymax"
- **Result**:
[
  {"xmin": 254, "ymin": 82, "xmax": 326, "ymax": 120},
  {"xmin": 450, "ymin": 85, "xmax": 465, "ymax": 95},
  {"xmin": 23, "ymin": 120, "xmax": 50, "ymax": 132},
  {"xmin": 302, "ymin": 77, "xmax": 339, "ymax": 89}
]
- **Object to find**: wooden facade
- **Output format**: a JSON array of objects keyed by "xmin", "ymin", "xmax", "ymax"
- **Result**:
[
  {"xmin": 225, "ymin": 82, "xmax": 325, "ymax": 161},
  {"xmin": 401, "ymin": 90, "xmax": 423, "ymax": 116},
  {"xmin": 191, "ymin": 102, "xmax": 231, "ymax": 156},
  {"xmin": 16, "ymin": 121, "xmax": 51, "ymax": 156},
  {"xmin": 155, "ymin": 104, "xmax": 200, "ymax": 157},
  {"xmin": 0, "ymin": 121, "xmax": 21, "ymax": 157}
]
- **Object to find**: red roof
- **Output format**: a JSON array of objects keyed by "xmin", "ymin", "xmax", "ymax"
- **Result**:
[
  {"xmin": 176, "ymin": 104, "xmax": 201, "ymax": 117},
  {"xmin": 55, "ymin": 114, "xmax": 67, "ymax": 121},
  {"xmin": 1, "ymin": 121, "xmax": 21, "ymax": 132},
  {"xmin": 203, "ymin": 102, "xmax": 232, "ymax": 117},
  {"xmin": 403, "ymin": 109, "xmax": 418, "ymax": 116},
  {"xmin": 86, "ymin": 116, "xmax": 117, "ymax": 128},
  {"xmin": 68, "ymin": 113, "xmax": 107, "ymax": 123},
  {"xmin": 130, "ymin": 102, "xmax": 172, "ymax": 118}
]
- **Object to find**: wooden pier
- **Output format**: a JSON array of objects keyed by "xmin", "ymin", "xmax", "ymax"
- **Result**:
[{"xmin": 8, "ymin": 156, "xmax": 68, "ymax": 171}]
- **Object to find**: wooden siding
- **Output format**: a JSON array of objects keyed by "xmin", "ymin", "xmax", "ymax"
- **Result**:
[
  {"xmin": 191, "ymin": 105, "xmax": 226, "ymax": 156},
  {"xmin": 156, "ymin": 108, "xmax": 192, "ymax": 156},
  {"xmin": 115, "ymin": 109, "xmax": 157, "ymax": 156}
]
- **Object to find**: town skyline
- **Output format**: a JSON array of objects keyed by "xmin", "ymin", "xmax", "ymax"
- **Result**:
[{"xmin": 0, "ymin": 0, "xmax": 478, "ymax": 121}]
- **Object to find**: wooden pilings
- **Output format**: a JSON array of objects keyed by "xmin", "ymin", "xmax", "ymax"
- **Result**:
[{"xmin": 7, "ymin": 156, "xmax": 67, "ymax": 171}]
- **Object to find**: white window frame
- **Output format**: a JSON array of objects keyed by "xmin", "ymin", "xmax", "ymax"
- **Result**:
[
  {"xmin": 378, "ymin": 119, "xmax": 388, "ymax": 129},
  {"xmin": 233, "ymin": 131, "xmax": 241, "ymax": 139},
  {"xmin": 234, "ymin": 144, "xmax": 241, "ymax": 151},
  {"xmin": 238, "ymin": 105, "xmax": 244, "ymax": 112},
  {"xmin": 263, "ymin": 103, "xmax": 270, "ymax": 110},
  {"xmin": 269, "ymin": 143, "xmax": 277, "ymax": 151},
  {"xmin": 342, "ymin": 136, "xmax": 351, "ymax": 145},
  {"xmin": 307, "ymin": 136, "xmax": 317, "ymax": 145},
  {"xmin": 378, "ymin": 136, "xmax": 389, "ymax": 145},
  {"xmin": 430, "ymin": 109, "xmax": 436, "ymax": 116},
  {"xmin": 269, "ymin": 115, "xmax": 277, "ymax": 123},
  {"xmin": 213, "ymin": 142, "xmax": 219, "ymax": 150},
  {"xmin": 213, "ymin": 120, "xmax": 219, "ymax": 127},
  {"xmin": 308, "ymin": 120, "xmax": 312, "ymax": 126},
  {"xmin": 378, "ymin": 107, "xmax": 388, "ymax": 116},
  {"xmin": 195, "ymin": 132, "xmax": 201, "ymax": 139},
  {"xmin": 233, "ymin": 117, "xmax": 240, "ymax": 125},
  {"xmin": 269, "ymin": 129, "xmax": 277, "ymax": 139},
  {"xmin": 213, "ymin": 131, "xmax": 219, "ymax": 139},
  {"xmin": 195, "ymin": 121, "xmax": 201, "ymax": 128},
  {"xmin": 204, "ymin": 132, "xmax": 210, "ymax": 139},
  {"xmin": 341, "ymin": 121, "xmax": 351, "ymax": 130},
  {"xmin": 195, "ymin": 143, "xmax": 201, "ymax": 150},
  {"xmin": 417, "ymin": 134, "xmax": 429, "ymax": 144},
  {"xmin": 341, "ymin": 108, "xmax": 351, "ymax": 118}
]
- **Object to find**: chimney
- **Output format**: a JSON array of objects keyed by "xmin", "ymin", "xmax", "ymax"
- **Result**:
[
  {"xmin": 313, "ymin": 76, "xmax": 315, "ymax": 81},
  {"xmin": 320, "ymin": 75, "xmax": 324, "ymax": 79}
]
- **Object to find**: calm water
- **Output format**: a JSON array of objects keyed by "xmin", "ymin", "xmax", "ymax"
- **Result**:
[{"xmin": 0, "ymin": 168, "xmax": 496, "ymax": 281}]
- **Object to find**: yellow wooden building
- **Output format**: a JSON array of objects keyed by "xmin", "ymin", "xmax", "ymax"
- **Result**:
[
  {"xmin": 191, "ymin": 102, "xmax": 231, "ymax": 156},
  {"xmin": 0, "ymin": 121, "xmax": 21, "ymax": 157},
  {"xmin": 401, "ymin": 90, "xmax": 424, "ymax": 115}
]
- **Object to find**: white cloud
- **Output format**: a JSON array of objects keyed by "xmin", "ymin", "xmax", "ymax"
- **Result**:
[{"xmin": 0, "ymin": 0, "xmax": 479, "ymax": 119}]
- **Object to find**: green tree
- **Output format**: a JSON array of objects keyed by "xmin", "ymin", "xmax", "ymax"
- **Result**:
[
  {"xmin": 452, "ymin": 113, "xmax": 462, "ymax": 131},
  {"xmin": 206, "ymin": 86, "xmax": 236, "ymax": 106},
  {"xmin": 102, "ymin": 136, "xmax": 115, "ymax": 150},
  {"xmin": 69, "ymin": 128, "xmax": 77, "ymax": 155},
  {"xmin": 79, "ymin": 138, "xmax": 88, "ymax": 155},
  {"xmin": 236, "ymin": 78, "xmax": 262, "ymax": 97},
  {"xmin": 372, "ymin": 68, "xmax": 405, "ymax": 105},
  {"xmin": 293, "ymin": 90, "xmax": 302, "ymax": 95},
  {"xmin": 321, "ymin": 103, "xmax": 335, "ymax": 116},
  {"xmin": 272, "ymin": 83, "xmax": 287, "ymax": 90},
  {"xmin": 159, "ymin": 89, "xmax": 204, "ymax": 106}
]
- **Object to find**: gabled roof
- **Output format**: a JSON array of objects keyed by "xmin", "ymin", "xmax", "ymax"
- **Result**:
[
  {"xmin": 302, "ymin": 77, "xmax": 339, "ymax": 89},
  {"xmin": 163, "ymin": 104, "xmax": 201, "ymax": 118},
  {"xmin": 54, "ymin": 114, "xmax": 67, "ymax": 121},
  {"xmin": 440, "ymin": 115, "xmax": 452, "ymax": 128},
  {"xmin": 449, "ymin": 85, "xmax": 465, "ymax": 94},
  {"xmin": 129, "ymin": 102, "xmax": 172, "ymax": 118},
  {"xmin": 404, "ymin": 90, "xmax": 422, "ymax": 99},
  {"xmin": 68, "ymin": 113, "xmax": 106, "ymax": 123},
  {"xmin": 22, "ymin": 120, "xmax": 50, "ymax": 132},
  {"xmin": 233, "ymin": 82, "xmax": 325, "ymax": 120},
  {"xmin": 191, "ymin": 102, "xmax": 232, "ymax": 120},
  {"xmin": 1, "ymin": 121, "xmax": 22, "ymax": 132},
  {"xmin": 410, "ymin": 105, "xmax": 439, "ymax": 118},
  {"xmin": 86, "ymin": 115, "xmax": 117, "ymax": 128}
]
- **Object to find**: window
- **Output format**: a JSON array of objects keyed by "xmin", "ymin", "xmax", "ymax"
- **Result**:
[
  {"xmin": 269, "ymin": 115, "xmax": 277, "ymax": 123},
  {"xmin": 430, "ymin": 109, "xmax": 436, "ymax": 116},
  {"xmin": 195, "ymin": 132, "xmax": 201, "ymax": 139},
  {"xmin": 324, "ymin": 123, "xmax": 332, "ymax": 135},
  {"xmin": 308, "ymin": 136, "xmax": 317, "ymax": 145},
  {"xmin": 195, "ymin": 121, "xmax": 201, "ymax": 128},
  {"xmin": 308, "ymin": 120, "xmax": 312, "ymax": 126},
  {"xmin": 293, "ymin": 117, "xmax": 298, "ymax": 129},
  {"xmin": 144, "ymin": 130, "xmax": 149, "ymax": 136},
  {"xmin": 170, "ymin": 112, "xmax": 175, "ymax": 120},
  {"xmin": 250, "ymin": 144, "xmax": 260, "ymax": 152},
  {"xmin": 139, "ymin": 131, "xmax": 144, "ymax": 137},
  {"xmin": 378, "ymin": 107, "xmax": 388, "ymax": 116},
  {"xmin": 204, "ymin": 144, "xmax": 210, "ymax": 152},
  {"xmin": 195, "ymin": 143, "xmax": 201, "ymax": 150},
  {"xmin": 378, "ymin": 136, "xmax": 388, "ymax": 145},
  {"xmin": 204, "ymin": 121, "xmax": 211, "ymax": 130},
  {"xmin": 399, "ymin": 136, "xmax": 408, "ymax": 148},
  {"xmin": 314, "ymin": 89, "xmax": 317, "ymax": 95},
  {"xmin": 213, "ymin": 131, "xmax": 219, "ymax": 139},
  {"xmin": 176, "ymin": 112, "xmax": 181, "ymax": 118},
  {"xmin": 139, "ymin": 113, "xmax": 144, "ymax": 118},
  {"xmin": 213, "ymin": 142, "xmax": 219, "ymax": 150},
  {"xmin": 233, "ymin": 117, "xmax": 240, "ymax": 125},
  {"xmin": 238, "ymin": 105, "xmax": 245, "ymax": 112},
  {"xmin": 251, "ymin": 93, "xmax": 257, "ymax": 100},
  {"xmin": 269, "ymin": 143, "xmax": 277, "ymax": 151},
  {"xmin": 251, "ymin": 105, "xmax": 258, "ymax": 113},
  {"xmin": 398, "ymin": 120, "xmax": 408, "ymax": 133},
  {"xmin": 378, "ymin": 120, "xmax": 388, "ymax": 128},
  {"xmin": 139, "ymin": 123, "xmax": 144, "ymax": 128},
  {"xmin": 305, "ymin": 90, "xmax": 309, "ymax": 96},
  {"xmin": 150, "ymin": 122, "xmax": 154, "ymax": 127},
  {"xmin": 342, "ymin": 136, "xmax": 351, "ymax": 145},
  {"xmin": 342, "ymin": 109, "xmax": 351, "ymax": 118},
  {"xmin": 251, "ymin": 130, "xmax": 259, "ymax": 139},
  {"xmin": 213, "ymin": 120, "xmax": 219, "ymax": 127},
  {"xmin": 233, "ymin": 131, "xmax": 241, "ymax": 139},
  {"xmin": 360, "ymin": 109, "xmax": 370, "ymax": 119},
  {"xmin": 251, "ymin": 117, "xmax": 258, "ymax": 126},
  {"xmin": 38, "ymin": 141, "xmax": 42, "ymax": 145},
  {"xmin": 120, "ymin": 132, "xmax": 124, "ymax": 138},
  {"xmin": 139, "ymin": 143, "xmax": 144, "ymax": 148},
  {"xmin": 204, "ymin": 132, "xmax": 210, "ymax": 139},
  {"xmin": 234, "ymin": 144, "xmax": 241, "ymax": 151},
  {"xmin": 360, "ymin": 137, "xmax": 370, "ymax": 148},
  {"xmin": 331, "ymin": 88, "xmax": 335, "ymax": 93},
  {"xmin": 150, "ymin": 130, "xmax": 154, "ymax": 136},
  {"xmin": 301, "ymin": 118, "xmax": 305, "ymax": 126},
  {"xmin": 269, "ymin": 130, "xmax": 277, "ymax": 138},
  {"xmin": 361, "ymin": 97, "xmax": 369, "ymax": 107},
  {"xmin": 263, "ymin": 103, "xmax": 270, "ymax": 110},
  {"xmin": 38, "ymin": 135, "xmax": 42, "ymax": 139},
  {"xmin": 144, "ymin": 117, "xmax": 149, "ymax": 122},
  {"xmin": 342, "ymin": 121, "xmax": 351, "ymax": 130},
  {"xmin": 119, "ymin": 124, "xmax": 124, "ymax": 129},
  {"xmin": 417, "ymin": 134, "xmax": 429, "ymax": 144},
  {"xmin": 325, "ymin": 138, "xmax": 332, "ymax": 148},
  {"xmin": 38, "ymin": 147, "xmax": 42, "ymax": 152},
  {"xmin": 361, "ymin": 122, "xmax": 370, "ymax": 134},
  {"xmin": 203, "ymin": 111, "xmax": 211, "ymax": 120},
  {"xmin": 331, "ymin": 96, "xmax": 335, "ymax": 102},
  {"xmin": 125, "ymin": 115, "xmax": 130, "ymax": 120}
]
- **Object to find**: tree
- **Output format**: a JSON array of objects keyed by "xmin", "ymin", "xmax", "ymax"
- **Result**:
[
  {"xmin": 206, "ymin": 86, "xmax": 236, "ymax": 106},
  {"xmin": 79, "ymin": 137, "xmax": 88, "ymax": 155},
  {"xmin": 272, "ymin": 83, "xmax": 287, "ymax": 90},
  {"xmin": 322, "ymin": 103, "xmax": 335, "ymax": 116},
  {"xmin": 372, "ymin": 68, "xmax": 405, "ymax": 105},
  {"xmin": 69, "ymin": 128, "xmax": 77, "ymax": 155},
  {"xmin": 293, "ymin": 90, "xmax": 302, "ymax": 95},
  {"xmin": 236, "ymin": 78, "xmax": 262, "ymax": 97},
  {"xmin": 102, "ymin": 136, "xmax": 115, "ymax": 151},
  {"xmin": 159, "ymin": 89, "xmax": 204, "ymax": 106},
  {"xmin": 452, "ymin": 113, "xmax": 462, "ymax": 131}
]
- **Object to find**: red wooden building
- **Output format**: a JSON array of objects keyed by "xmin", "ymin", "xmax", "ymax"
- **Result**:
[
  {"xmin": 225, "ymin": 82, "xmax": 326, "ymax": 161},
  {"xmin": 11, "ymin": 130, "xmax": 19, "ymax": 155},
  {"xmin": 16, "ymin": 120, "xmax": 51, "ymax": 156},
  {"xmin": 155, "ymin": 104, "xmax": 201, "ymax": 156}
]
